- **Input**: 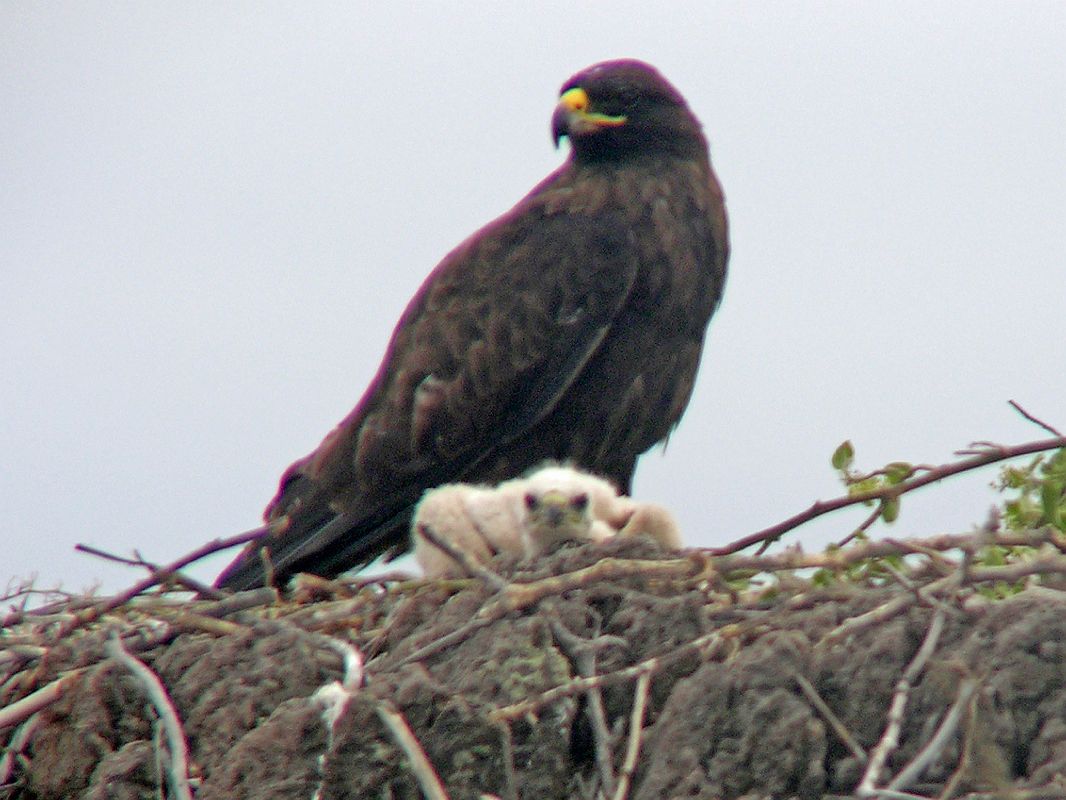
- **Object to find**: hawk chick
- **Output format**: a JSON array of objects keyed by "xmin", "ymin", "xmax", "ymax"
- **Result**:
[{"xmin": 412, "ymin": 463, "xmax": 681, "ymax": 578}]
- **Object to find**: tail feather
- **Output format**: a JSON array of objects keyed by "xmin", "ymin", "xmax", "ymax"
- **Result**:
[{"xmin": 213, "ymin": 498, "xmax": 417, "ymax": 592}]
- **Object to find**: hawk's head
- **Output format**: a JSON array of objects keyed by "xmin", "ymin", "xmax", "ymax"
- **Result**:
[{"xmin": 551, "ymin": 59, "xmax": 706, "ymax": 161}]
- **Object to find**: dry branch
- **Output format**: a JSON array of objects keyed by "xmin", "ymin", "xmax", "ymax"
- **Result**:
[
  {"xmin": 376, "ymin": 700, "xmax": 450, "ymax": 800},
  {"xmin": 416, "ymin": 523, "xmax": 509, "ymax": 591},
  {"xmin": 105, "ymin": 634, "xmax": 193, "ymax": 800},
  {"xmin": 611, "ymin": 670, "xmax": 651, "ymax": 800},
  {"xmin": 888, "ymin": 675, "xmax": 980, "ymax": 792},
  {"xmin": 490, "ymin": 629, "xmax": 727, "ymax": 722},
  {"xmin": 0, "ymin": 670, "xmax": 82, "ymax": 731},
  {"xmin": 714, "ymin": 436, "xmax": 1066, "ymax": 556},
  {"xmin": 857, "ymin": 609, "xmax": 947, "ymax": 796}
]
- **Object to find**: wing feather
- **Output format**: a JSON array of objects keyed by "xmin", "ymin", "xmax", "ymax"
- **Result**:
[{"xmin": 215, "ymin": 189, "xmax": 640, "ymax": 589}]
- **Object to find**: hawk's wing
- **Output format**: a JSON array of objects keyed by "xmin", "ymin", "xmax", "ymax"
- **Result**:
[{"xmin": 215, "ymin": 188, "xmax": 641, "ymax": 589}]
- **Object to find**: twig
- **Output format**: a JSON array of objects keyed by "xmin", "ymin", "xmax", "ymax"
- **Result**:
[
  {"xmin": 549, "ymin": 618, "xmax": 615, "ymax": 796},
  {"xmin": 821, "ymin": 576, "xmax": 954, "ymax": 646},
  {"xmin": 712, "ymin": 529, "xmax": 1055, "ymax": 577},
  {"xmin": 888, "ymin": 676, "xmax": 980, "ymax": 792},
  {"xmin": 494, "ymin": 721, "xmax": 519, "ymax": 800},
  {"xmin": 966, "ymin": 554, "xmax": 1066, "ymax": 585},
  {"xmin": 49, "ymin": 527, "xmax": 271, "ymax": 637},
  {"xmin": 937, "ymin": 696, "xmax": 978, "ymax": 800},
  {"xmin": 0, "ymin": 711, "xmax": 41, "ymax": 784},
  {"xmin": 148, "ymin": 608, "xmax": 242, "ymax": 636},
  {"xmin": 75, "ymin": 543, "xmax": 221, "ymax": 598},
  {"xmin": 324, "ymin": 636, "xmax": 365, "ymax": 691},
  {"xmin": 835, "ymin": 504, "xmax": 886, "ymax": 549},
  {"xmin": 880, "ymin": 561, "xmax": 961, "ymax": 620},
  {"xmin": 611, "ymin": 670, "xmax": 651, "ymax": 800},
  {"xmin": 46, "ymin": 529, "xmax": 270, "ymax": 635},
  {"xmin": 0, "ymin": 670, "xmax": 84, "ymax": 730},
  {"xmin": 396, "ymin": 557, "xmax": 694, "ymax": 667},
  {"xmin": 484, "ymin": 557, "xmax": 696, "ymax": 618},
  {"xmin": 398, "ymin": 616, "xmax": 496, "ymax": 666},
  {"xmin": 0, "ymin": 585, "xmax": 75, "ymax": 605},
  {"xmin": 417, "ymin": 523, "xmax": 509, "ymax": 591},
  {"xmin": 713, "ymin": 436, "xmax": 1066, "ymax": 556},
  {"xmin": 792, "ymin": 672, "xmax": 867, "ymax": 764},
  {"xmin": 105, "ymin": 634, "xmax": 193, "ymax": 800},
  {"xmin": 857, "ymin": 608, "xmax": 946, "ymax": 796},
  {"xmin": 491, "ymin": 629, "xmax": 726, "ymax": 722},
  {"xmin": 194, "ymin": 587, "xmax": 278, "ymax": 618},
  {"xmin": 375, "ymin": 700, "xmax": 450, "ymax": 800},
  {"xmin": 1009, "ymin": 400, "xmax": 1063, "ymax": 438}
]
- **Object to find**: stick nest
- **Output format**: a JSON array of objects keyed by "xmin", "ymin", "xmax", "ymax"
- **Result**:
[{"xmin": 5, "ymin": 530, "xmax": 1066, "ymax": 800}]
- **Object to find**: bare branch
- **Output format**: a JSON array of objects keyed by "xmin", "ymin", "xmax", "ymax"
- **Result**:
[
  {"xmin": 938, "ymin": 691, "xmax": 979, "ymax": 800},
  {"xmin": 713, "ymin": 436, "xmax": 1066, "ymax": 556},
  {"xmin": 1009, "ymin": 400, "xmax": 1063, "ymax": 438},
  {"xmin": 712, "ymin": 529, "xmax": 1055, "ymax": 578},
  {"xmin": 888, "ymin": 676, "xmax": 980, "ymax": 792},
  {"xmin": 193, "ymin": 587, "xmax": 278, "ymax": 618},
  {"xmin": 491, "ymin": 629, "xmax": 725, "ymax": 722},
  {"xmin": 395, "ymin": 557, "xmax": 694, "ymax": 667},
  {"xmin": 834, "ymin": 503, "xmax": 885, "ymax": 549},
  {"xmin": 105, "ymin": 634, "xmax": 193, "ymax": 800},
  {"xmin": 75, "ymin": 543, "xmax": 220, "ymax": 598},
  {"xmin": 486, "ymin": 557, "xmax": 696, "ymax": 618},
  {"xmin": 793, "ymin": 672, "xmax": 867, "ymax": 764},
  {"xmin": 0, "ymin": 710, "xmax": 40, "ymax": 785},
  {"xmin": 611, "ymin": 670, "xmax": 651, "ymax": 800},
  {"xmin": 549, "ymin": 617, "xmax": 616, "ymax": 796},
  {"xmin": 45, "ymin": 526, "xmax": 271, "ymax": 636},
  {"xmin": 820, "ymin": 575, "xmax": 954, "ymax": 646},
  {"xmin": 494, "ymin": 721, "xmax": 519, "ymax": 800},
  {"xmin": 0, "ymin": 670, "xmax": 84, "ymax": 730},
  {"xmin": 857, "ymin": 609, "xmax": 947, "ymax": 796},
  {"xmin": 376, "ymin": 700, "xmax": 450, "ymax": 800},
  {"xmin": 417, "ymin": 523, "xmax": 509, "ymax": 591}
]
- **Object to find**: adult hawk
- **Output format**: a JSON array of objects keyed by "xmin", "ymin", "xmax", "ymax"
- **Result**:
[{"xmin": 215, "ymin": 59, "xmax": 729, "ymax": 590}]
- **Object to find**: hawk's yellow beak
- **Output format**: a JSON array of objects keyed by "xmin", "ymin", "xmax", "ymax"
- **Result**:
[{"xmin": 552, "ymin": 87, "xmax": 628, "ymax": 147}]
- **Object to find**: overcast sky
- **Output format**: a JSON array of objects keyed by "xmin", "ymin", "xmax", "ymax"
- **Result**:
[{"xmin": 3, "ymin": 3, "xmax": 1064, "ymax": 597}]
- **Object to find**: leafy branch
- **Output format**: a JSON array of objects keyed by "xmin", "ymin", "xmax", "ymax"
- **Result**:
[{"xmin": 712, "ymin": 435, "xmax": 1066, "ymax": 557}]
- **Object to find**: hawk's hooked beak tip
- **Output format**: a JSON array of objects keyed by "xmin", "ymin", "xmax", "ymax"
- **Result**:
[{"xmin": 551, "ymin": 106, "xmax": 570, "ymax": 149}]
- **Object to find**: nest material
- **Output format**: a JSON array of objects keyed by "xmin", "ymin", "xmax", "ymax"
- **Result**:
[{"xmin": 4, "ymin": 531, "xmax": 1066, "ymax": 800}]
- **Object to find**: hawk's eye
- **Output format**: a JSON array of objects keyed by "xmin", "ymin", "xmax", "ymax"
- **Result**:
[
  {"xmin": 524, "ymin": 493, "xmax": 538, "ymax": 510},
  {"xmin": 572, "ymin": 493, "xmax": 589, "ymax": 511},
  {"xmin": 601, "ymin": 84, "xmax": 641, "ymax": 116}
]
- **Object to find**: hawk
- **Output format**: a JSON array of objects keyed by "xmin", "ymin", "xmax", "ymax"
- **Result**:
[{"xmin": 215, "ymin": 59, "xmax": 728, "ymax": 590}]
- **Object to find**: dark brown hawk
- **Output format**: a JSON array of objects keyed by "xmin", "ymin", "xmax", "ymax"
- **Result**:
[{"xmin": 215, "ymin": 59, "xmax": 729, "ymax": 590}]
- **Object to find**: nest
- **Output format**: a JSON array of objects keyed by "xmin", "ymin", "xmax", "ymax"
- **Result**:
[{"xmin": 5, "ymin": 529, "xmax": 1066, "ymax": 800}]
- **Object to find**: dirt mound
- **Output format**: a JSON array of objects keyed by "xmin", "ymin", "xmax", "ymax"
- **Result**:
[{"xmin": 5, "ymin": 533, "xmax": 1066, "ymax": 799}]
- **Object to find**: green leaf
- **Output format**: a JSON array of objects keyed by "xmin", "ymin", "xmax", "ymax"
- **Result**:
[
  {"xmin": 811, "ymin": 569, "xmax": 835, "ymax": 587},
  {"xmin": 980, "ymin": 546, "xmax": 1006, "ymax": 566},
  {"xmin": 881, "ymin": 496, "xmax": 901, "ymax": 523},
  {"xmin": 884, "ymin": 462, "xmax": 913, "ymax": 485},
  {"xmin": 1041, "ymin": 480, "xmax": 1064, "ymax": 530},
  {"xmin": 832, "ymin": 440, "xmax": 855, "ymax": 471}
]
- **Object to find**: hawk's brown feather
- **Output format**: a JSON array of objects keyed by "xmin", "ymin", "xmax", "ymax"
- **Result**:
[{"xmin": 216, "ymin": 59, "xmax": 728, "ymax": 590}]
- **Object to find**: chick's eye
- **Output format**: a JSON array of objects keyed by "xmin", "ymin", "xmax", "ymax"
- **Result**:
[
  {"xmin": 572, "ymin": 493, "xmax": 589, "ymax": 511},
  {"xmin": 524, "ymin": 493, "xmax": 538, "ymax": 510}
]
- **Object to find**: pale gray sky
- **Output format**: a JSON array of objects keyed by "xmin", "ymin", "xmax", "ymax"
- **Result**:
[{"xmin": 3, "ymin": 4, "xmax": 1064, "ymax": 595}]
